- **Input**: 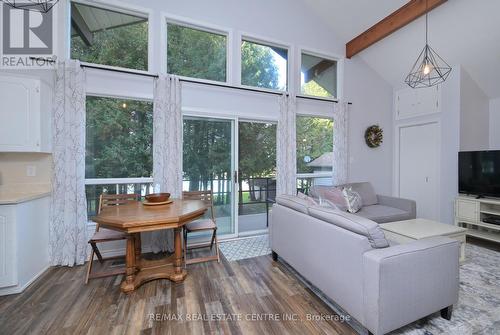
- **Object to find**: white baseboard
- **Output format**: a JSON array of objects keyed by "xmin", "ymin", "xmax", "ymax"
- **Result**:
[{"xmin": 0, "ymin": 265, "xmax": 50, "ymax": 296}]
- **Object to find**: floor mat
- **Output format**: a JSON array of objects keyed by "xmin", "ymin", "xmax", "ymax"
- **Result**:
[{"xmin": 219, "ymin": 235, "xmax": 271, "ymax": 261}]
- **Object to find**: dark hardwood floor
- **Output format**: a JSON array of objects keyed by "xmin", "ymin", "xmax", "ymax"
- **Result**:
[{"xmin": 0, "ymin": 251, "xmax": 355, "ymax": 335}]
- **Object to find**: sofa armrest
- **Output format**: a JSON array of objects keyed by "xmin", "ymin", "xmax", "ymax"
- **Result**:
[
  {"xmin": 362, "ymin": 237, "xmax": 459, "ymax": 335},
  {"xmin": 377, "ymin": 195, "xmax": 416, "ymax": 219}
]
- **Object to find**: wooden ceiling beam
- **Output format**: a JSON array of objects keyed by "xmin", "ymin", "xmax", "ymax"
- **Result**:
[{"xmin": 346, "ymin": 0, "xmax": 447, "ymax": 59}]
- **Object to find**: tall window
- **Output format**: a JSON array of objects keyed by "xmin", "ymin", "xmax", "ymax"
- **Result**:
[
  {"xmin": 301, "ymin": 52, "xmax": 338, "ymax": 99},
  {"xmin": 296, "ymin": 116, "xmax": 334, "ymax": 193},
  {"xmin": 167, "ymin": 23, "xmax": 227, "ymax": 82},
  {"xmin": 85, "ymin": 96, "xmax": 153, "ymax": 217},
  {"xmin": 241, "ymin": 39, "xmax": 288, "ymax": 91},
  {"xmin": 70, "ymin": 2, "xmax": 148, "ymax": 70}
]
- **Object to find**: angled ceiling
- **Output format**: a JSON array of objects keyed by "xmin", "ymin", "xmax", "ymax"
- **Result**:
[{"xmin": 303, "ymin": 0, "xmax": 500, "ymax": 98}]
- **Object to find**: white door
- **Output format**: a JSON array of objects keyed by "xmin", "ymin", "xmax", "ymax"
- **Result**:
[{"xmin": 399, "ymin": 122, "xmax": 440, "ymax": 220}]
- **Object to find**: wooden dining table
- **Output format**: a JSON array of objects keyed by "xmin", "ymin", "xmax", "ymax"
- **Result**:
[{"xmin": 92, "ymin": 199, "xmax": 207, "ymax": 293}]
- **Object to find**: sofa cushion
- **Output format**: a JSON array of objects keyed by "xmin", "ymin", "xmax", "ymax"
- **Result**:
[
  {"xmin": 275, "ymin": 195, "xmax": 310, "ymax": 214},
  {"xmin": 339, "ymin": 182, "xmax": 378, "ymax": 206},
  {"xmin": 308, "ymin": 205, "xmax": 389, "ymax": 248},
  {"xmin": 310, "ymin": 186, "xmax": 348, "ymax": 211},
  {"xmin": 356, "ymin": 205, "xmax": 411, "ymax": 223},
  {"xmin": 297, "ymin": 192, "xmax": 318, "ymax": 206}
]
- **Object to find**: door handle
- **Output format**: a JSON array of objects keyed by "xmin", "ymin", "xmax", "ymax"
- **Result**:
[{"xmin": 234, "ymin": 170, "xmax": 238, "ymax": 184}]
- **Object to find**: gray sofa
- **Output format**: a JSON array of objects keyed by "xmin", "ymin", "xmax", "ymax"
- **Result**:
[
  {"xmin": 270, "ymin": 195, "xmax": 459, "ymax": 335},
  {"xmin": 310, "ymin": 182, "xmax": 416, "ymax": 223}
]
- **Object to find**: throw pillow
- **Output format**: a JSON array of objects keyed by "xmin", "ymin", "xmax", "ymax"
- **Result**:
[
  {"xmin": 342, "ymin": 186, "xmax": 363, "ymax": 213},
  {"xmin": 312, "ymin": 186, "xmax": 347, "ymax": 212},
  {"xmin": 297, "ymin": 192, "xmax": 318, "ymax": 206}
]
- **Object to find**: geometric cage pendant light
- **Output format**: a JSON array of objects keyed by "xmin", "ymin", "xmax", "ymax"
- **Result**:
[
  {"xmin": 405, "ymin": 0, "xmax": 451, "ymax": 88},
  {"xmin": 2, "ymin": 0, "xmax": 59, "ymax": 13}
]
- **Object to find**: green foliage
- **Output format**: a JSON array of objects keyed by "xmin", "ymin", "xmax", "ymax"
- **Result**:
[
  {"xmin": 71, "ymin": 22, "xmax": 148, "ymax": 71},
  {"xmin": 241, "ymin": 41, "xmax": 282, "ymax": 90},
  {"xmin": 296, "ymin": 116, "xmax": 334, "ymax": 173},
  {"xmin": 182, "ymin": 119, "xmax": 232, "ymax": 191},
  {"xmin": 238, "ymin": 122, "xmax": 276, "ymax": 178},
  {"xmin": 167, "ymin": 24, "xmax": 226, "ymax": 82},
  {"xmin": 85, "ymin": 97, "xmax": 153, "ymax": 178},
  {"xmin": 302, "ymin": 80, "xmax": 331, "ymax": 97}
]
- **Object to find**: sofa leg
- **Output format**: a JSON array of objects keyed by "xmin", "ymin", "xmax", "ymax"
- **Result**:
[
  {"xmin": 440, "ymin": 305, "xmax": 453, "ymax": 320},
  {"xmin": 272, "ymin": 251, "xmax": 278, "ymax": 261}
]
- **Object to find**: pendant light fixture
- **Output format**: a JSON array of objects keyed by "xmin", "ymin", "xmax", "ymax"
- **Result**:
[
  {"xmin": 2, "ymin": 0, "xmax": 59, "ymax": 13},
  {"xmin": 405, "ymin": 0, "xmax": 451, "ymax": 88}
]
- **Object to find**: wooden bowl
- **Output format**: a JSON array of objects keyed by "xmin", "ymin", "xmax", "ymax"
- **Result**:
[{"xmin": 145, "ymin": 193, "xmax": 171, "ymax": 203}]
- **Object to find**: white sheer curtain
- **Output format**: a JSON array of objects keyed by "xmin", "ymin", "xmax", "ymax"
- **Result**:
[
  {"xmin": 332, "ymin": 102, "xmax": 349, "ymax": 185},
  {"xmin": 150, "ymin": 74, "xmax": 182, "ymax": 253},
  {"xmin": 276, "ymin": 94, "xmax": 297, "ymax": 196},
  {"xmin": 49, "ymin": 60, "xmax": 89, "ymax": 266}
]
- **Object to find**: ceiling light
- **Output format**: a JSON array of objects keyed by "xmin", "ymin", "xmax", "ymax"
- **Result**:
[
  {"xmin": 405, "ymin": 0, "xmax": 451, "ymax": 88},
  {"xmin": 2, "ymin": 0, "xmax": 59, "ymax": 13}
]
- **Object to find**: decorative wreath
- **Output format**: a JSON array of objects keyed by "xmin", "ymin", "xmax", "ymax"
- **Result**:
[{"xmin": 365, "ymin": 125, "xmax": 383, "ymax": 148}]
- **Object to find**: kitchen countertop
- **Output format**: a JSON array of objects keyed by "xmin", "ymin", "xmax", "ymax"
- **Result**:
[{"xmin": 0, "ymin": 184, "xmax": 51, "ymax": 205}]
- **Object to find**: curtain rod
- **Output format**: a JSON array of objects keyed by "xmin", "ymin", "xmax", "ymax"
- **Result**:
[
  {"xmin": 79, "ymin": 64, "xmax": 353, "ymax": 105},
  {"xmin": 29, "ymin": 60, "xmax": 351, "ymax": 105}
]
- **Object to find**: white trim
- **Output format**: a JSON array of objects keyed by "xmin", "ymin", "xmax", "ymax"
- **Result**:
[
  {"xmin": 297, "ymin": 46, "xmax": 343, "ymax": 101},
  {"xmin": 69, "ymin": 0, "xmax": 154, "ymax": 72},
  {"xmin": 85, "ymin": 177, "xmax": 153, "ymax": 185},
  {"xmin": 85, "ymin": 88, "xmax": 154, "ymax": 102},
  {"xmin": 296, "ymin": 172, "xmax": 333, "ymax": 179},
  {"xmin": 162, "ymin": 12, "xmax": 233, "ymax": 84},
  {"xmin": 239, "ymin": 31, "xmax": 292, "ymax": 93}
]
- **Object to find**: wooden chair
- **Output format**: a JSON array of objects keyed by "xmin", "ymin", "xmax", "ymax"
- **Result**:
[
  {"xmin": 182, "ymin": 190, "xmax": 220, "ymax": 266},
  {"xmin": 85, "ymin": 193, "xmax": 139, "ymax": 284}
]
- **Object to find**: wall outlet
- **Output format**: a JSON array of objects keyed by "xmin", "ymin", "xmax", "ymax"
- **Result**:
[{"xmin": 26, "ymin": 165, "xmax": 37, "ymax": 177}]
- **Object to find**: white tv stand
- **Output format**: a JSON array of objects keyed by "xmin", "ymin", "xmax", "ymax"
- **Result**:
[{"xmin": 455, "ymin": 195, "xmax": 500, "ymax": 244}]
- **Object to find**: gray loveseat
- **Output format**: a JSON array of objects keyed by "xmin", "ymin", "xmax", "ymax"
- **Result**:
[
  {"xmin": 270, "ymin": 195, "xmax": 459, "ymax": 335},
  {"xmin": 310, "ymin": 182, "xmax": 416, "ymax": 223}
]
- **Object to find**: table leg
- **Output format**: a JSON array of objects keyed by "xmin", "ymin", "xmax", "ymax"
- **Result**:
[
  {"xmin": 121, "ymin": 235, "xmax": 136, "ymax": 293},
  {"xmin": 170, "ymin": 227, "xmax": 186, "ymax": 282},
  {"xmin": 134, "ymin": 233, "xmax": 141, "ymax": 267}
]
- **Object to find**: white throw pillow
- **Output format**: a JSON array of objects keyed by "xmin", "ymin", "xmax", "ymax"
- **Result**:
[
  {"xmin": 342, "ymin": 186, "xmax": 362, "ymax": 213},
  {"xmin": 297, "ymin": 192, "xmax": 318, "ymax": 206}
]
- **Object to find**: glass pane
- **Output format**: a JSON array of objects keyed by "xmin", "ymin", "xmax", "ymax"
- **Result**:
[
  {"xmin": 71, "ymin": 2, "xmax": 148, "ymax": 70},
  {"xmin": 86, "ymin": 183, "xmax": 153, "ymax": 218},
  {"xmin": 241, "ymin": 40, "xmax": 288, "ymax": 91},
  {"xmin": 301, "ymin": 53, "xmax": 337, "ymax": 98},
  {"xmin": 167, "ymin": 23, "xmax": 227, "ymax": 82},
  {"xmin": 238, "ymin": 121, "xmax": 277, "ymax": 233},
  {"xmin": 85, "ymin": 97, "xmax": 153, "ymax": 179},
  {"xmin": 296, "ymin": 116, "xmax": 334, "ymax": 190},
  {"xmin": 183, "ymin": 117, "xmax": 234, "ymax": 235}
]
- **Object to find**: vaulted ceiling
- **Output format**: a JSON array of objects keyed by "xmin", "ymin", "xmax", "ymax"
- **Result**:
[{"xmin": 303, "ymin": 0, "xmax": 500, "ymax": 98}]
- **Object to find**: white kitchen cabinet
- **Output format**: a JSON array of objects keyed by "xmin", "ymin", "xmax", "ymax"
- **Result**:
[
  {"xmin": 0, "ymin": 196, "xmax": 50, "ymax": 295},
  {"xmin": 0, "ymin": 75, "xmax": 52, "ymax": 152},
  {"xmin": 395, "ymin": 85, "xmax": 440, "ymax": 120}
]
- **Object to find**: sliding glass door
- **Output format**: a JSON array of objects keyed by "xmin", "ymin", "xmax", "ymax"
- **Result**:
[
  {"xmin": 182, "ymin": 116, "xmax": 276, "ymax": 238},
  {"xmin": 237, "ymin": 121, "xmax": 277, "ymax": 234},
  {"xmin": 182, "ymin": 117, "xmax": 236, "ymax": 236}
]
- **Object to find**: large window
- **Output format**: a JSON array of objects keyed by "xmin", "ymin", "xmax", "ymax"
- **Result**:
[
  {"xmin": 241, "ymin": 39, "xmax": 288, "ymax": 91},
  {"xmin": 85, "ymin": 96, "xmax": 153, "ymax": 217},
  {"xmin": 167, "ymin": 23, "xmax": 227, "ymax": 82},
  {"xmin": 296, "ymin": 115, "xmax": 334, "ymax": 193},
  {"xmin": 70, "ymin": 2, "xmax": 148, "ymax": 70},
  {"xmin": 301, "ymin": 52, "xmax": 338, "ymax": 99}
]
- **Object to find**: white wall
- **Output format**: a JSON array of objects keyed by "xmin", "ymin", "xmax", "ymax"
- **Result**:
[
  {"xmin": 460, "ymin": 69, "xmax": 490, "ymax": 151},
  {"xmin": 490, "ymin": 98, "xmax": 500, "ymax": 149},
  {"xmin": 344, "ymin": 57, "xmax": 393, "ymax": 195}
]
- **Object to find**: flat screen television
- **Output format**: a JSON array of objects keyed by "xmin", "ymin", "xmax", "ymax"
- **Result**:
[{"xmin": 459, "ymin": 150, "xmax": 500, "ymax": 198}]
